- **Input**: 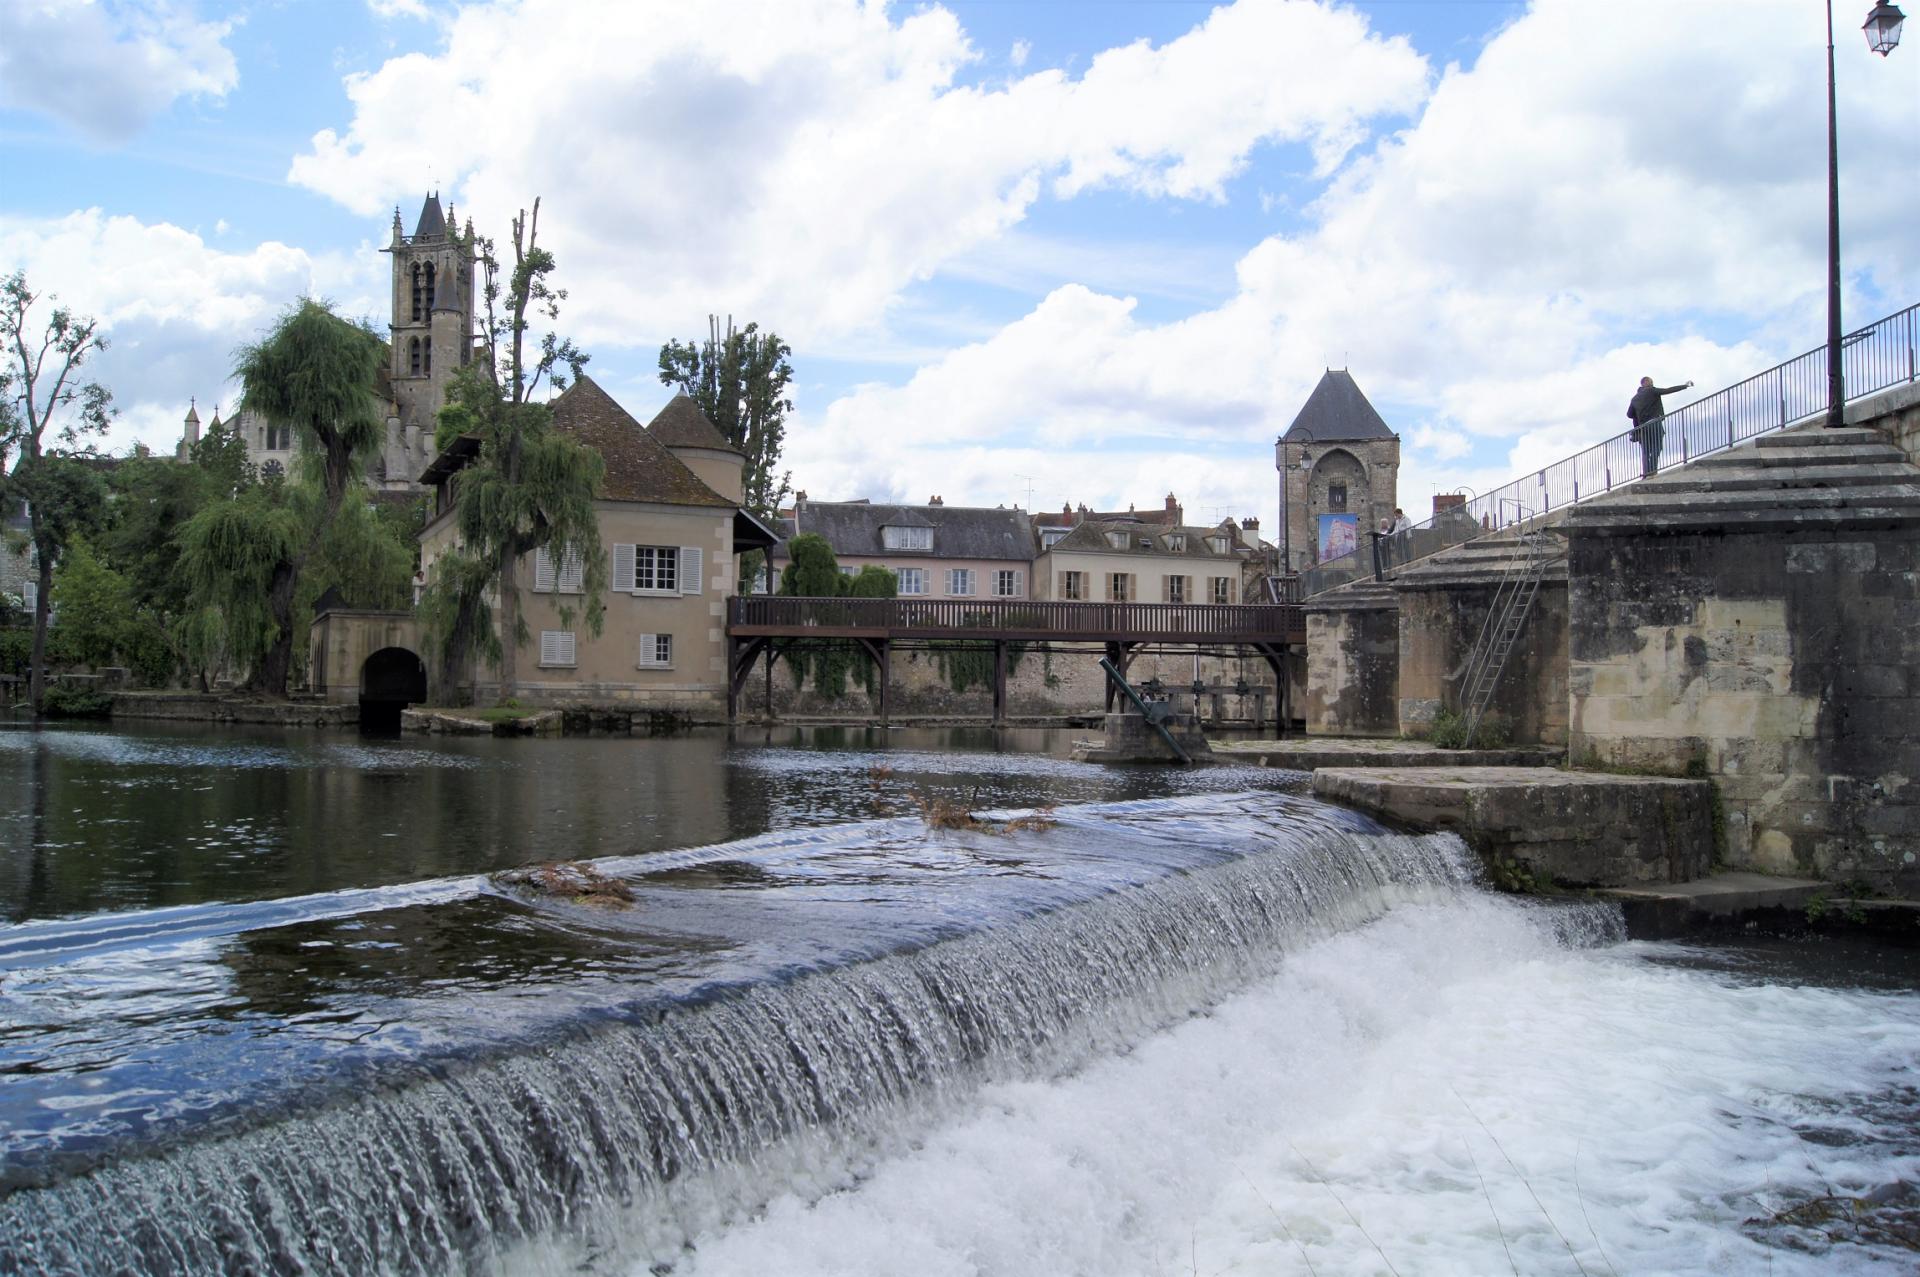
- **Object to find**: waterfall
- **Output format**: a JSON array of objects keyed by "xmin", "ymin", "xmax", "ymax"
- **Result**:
[{"xmin": 0, "ymin": 801, "xmax": 1614, "ymax": 1275}]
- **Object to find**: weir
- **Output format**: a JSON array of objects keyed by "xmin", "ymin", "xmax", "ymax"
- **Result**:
[{"xmin": 0, "ymin": 793, "xmax": 1550, "ymax": 1275}]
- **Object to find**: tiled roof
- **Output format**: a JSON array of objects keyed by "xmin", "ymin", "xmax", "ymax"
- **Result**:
[
  {"xmin": 776, "ymin": 500, "xmax": 1035, "ymax": 561},
  {"xmin": 1045, "ymin": 519, "xmax": 1245, "ymax": 559},
  {"xmin": 1283, "ymin": 370, "xmax": 1394, "ymax": 442},
  {"xmin": 646, "ymin": 394, "xmax": 740, "ymax": 454},
  {"xmin": 550, "ymin": 375, "xmax": 733, "ymax": 507}
]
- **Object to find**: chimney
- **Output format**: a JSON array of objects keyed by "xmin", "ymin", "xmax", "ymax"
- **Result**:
[
  {"xmin": 795, "ymin": 489, "xmax": 808, "ymax": 507},
  {"xmin": 1433, "ymin": 493, "xmax": 1466, "ymax": 516},
  {"xmin": 928, "ymin": 494, "xmax": 943, "ymax": 506},
  {"xmin": 1242, "ymin": 516, "xmax": 1259, "ymax": 530}
]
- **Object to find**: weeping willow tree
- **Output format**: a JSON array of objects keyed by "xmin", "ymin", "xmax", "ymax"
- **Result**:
[
  {"xmin": 418, "ymin": 198, "xmax": 605, "ymax": 701},
  {"xmin": 776, "ymin": 535, "xmax": 894, "ymax": 699},
  {"xmin": 177, "ymin": 299, "xmax": 387, "ymax": 694}
]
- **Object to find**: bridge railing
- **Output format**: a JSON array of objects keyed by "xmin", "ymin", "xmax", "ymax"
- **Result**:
[
  {"xmin": 729, "ymin": 595, "xmax": 1300, "ymax": 641},
  {"xmin": 1302, "ymin": 301, "xmax": 1920, "ymax": 596}
]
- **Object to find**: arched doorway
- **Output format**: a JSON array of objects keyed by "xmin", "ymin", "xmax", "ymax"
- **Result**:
[{"xmin": 360, "ymin": 646, "xmax": 427, "ymax": 732}]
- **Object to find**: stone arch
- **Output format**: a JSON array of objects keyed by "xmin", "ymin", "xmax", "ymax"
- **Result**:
[
  {"xmin": 360, "ymin": 646, "xmax": 427, "ymax": 730},
  {"xmin": 1304, "ymin": 447, "xmax": 1375, "ymax": 562}
]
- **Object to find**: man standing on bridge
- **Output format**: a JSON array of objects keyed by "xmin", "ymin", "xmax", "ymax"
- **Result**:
[{"xmin": 1627, "ymin": 375, "xmax": 1694, "ymax": 476}]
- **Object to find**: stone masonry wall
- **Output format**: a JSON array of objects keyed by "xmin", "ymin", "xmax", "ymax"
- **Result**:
[
  {"xmin": 1397, "ymin": 582, "xmax": 1570, "ymax": 746},
  {"xmin": 1568, "ymin": 527, "xmax": 1920, "ymax": 895},
  {"xmin": 1303, "ymin": 602, "xmax": 1399, "ymax": 736}
]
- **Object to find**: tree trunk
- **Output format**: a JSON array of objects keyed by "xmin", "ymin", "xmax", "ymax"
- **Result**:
[
  {"xmin": 255, "ymin": 561, "xmax": 299, "ymax": 696},
  {"xmin": 28, "ymin": 535, "xmax": 53, "ymax": 715},
  {"xmin": 495, "ymin": 541, "xmax": 519, "ymax": 701}
]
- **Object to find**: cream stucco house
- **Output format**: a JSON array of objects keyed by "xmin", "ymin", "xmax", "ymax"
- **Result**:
[
  {"xmin": 1033, "ymin": 518, "xmax": 1254, "ymax": 605},
  {"xmin": 419, "ymin": 375, "xmax": 776, "ymax": 709}
]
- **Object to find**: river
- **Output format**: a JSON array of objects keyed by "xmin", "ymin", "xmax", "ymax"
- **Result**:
[{"xmin": 1, "ymin": 720, "xmax": 1916, "ymax": 1274}]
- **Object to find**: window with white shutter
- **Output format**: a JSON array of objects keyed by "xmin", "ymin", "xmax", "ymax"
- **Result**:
[
  {"xmin": 637, "ymin": 633, "xmax": 674, "ymax": 669},
  {"xmin": 556, "ymin": 547, "xmax": 584, "ymax": 593},
  {"xmin": 532, "ymin": 547, "xmax": 556, "ymax": 593},
  {"xmin": 947, "ymin": 568, "xmax": 975, "ymax": 596},
  {"xmin": 679, "ymin": 546, "xmax": 703, "ymax": 596},
  {"xmin": 634, "ymin": 546, "xmax": 678, "ymax": 593},
  {"xmin": 538, "ymin": 630, "xmax": 576, "ymax": 667},
  {"xmin": 613, "ymin": 544, "xmax": 636, "ymax": 594},
  {"xmin": 22, "ymin": 580, "xmax": 37, "ymax": 613},
  {"xmin": 992, "ymin": 569, "xmax": 1023, "ymax": 598}
]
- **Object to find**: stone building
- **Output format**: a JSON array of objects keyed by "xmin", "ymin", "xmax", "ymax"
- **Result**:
[
  {"xmin": 1276, "ymin": 370, "xmax": 1400, "ymax": 573},
  {"xmin": 769, "ymin": 497, "xmax": 1037, "ymax": 600},
  {"xmin": 1033, "ymin": 518, "xmax": 1255, "ymax": 604},
  {"xmin": 177, "ymin": 193, "xmax": 472, "ymax": 492},
  {"xmin": 417, "ymin": 375, "xmax": 776, "ymax": 709}
]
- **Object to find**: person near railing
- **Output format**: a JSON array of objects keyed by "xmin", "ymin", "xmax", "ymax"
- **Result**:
[{"xmin": 1626, "ymin": 375, "xmax": 1694, "ymax": 476}]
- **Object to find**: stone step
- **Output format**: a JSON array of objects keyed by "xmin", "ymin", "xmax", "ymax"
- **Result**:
[
  {"xmin": 1693, "ymin": 443, "xmax": 1905, "ymax": 470},
  {"xmin": 1575, "ymin": 483, "xmax": 1920, "ymax": 516},
  {"xmin": 1634, "ymin": 462, "xmax": 1917, "ymax": 495},
  {"xmin": 1755, "ymin": 426, "xmax": 1886, "ymax": 448}
]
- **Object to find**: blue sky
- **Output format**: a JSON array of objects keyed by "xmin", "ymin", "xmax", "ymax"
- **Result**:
[{"xmin": 2, "ymin": 0, "xmax": 1915, "ymax": 534}]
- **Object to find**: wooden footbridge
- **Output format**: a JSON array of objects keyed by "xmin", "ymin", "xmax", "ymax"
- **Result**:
[{"xmin": 725, "ymin": 597, "xmax": 1305, "ymax": 727}]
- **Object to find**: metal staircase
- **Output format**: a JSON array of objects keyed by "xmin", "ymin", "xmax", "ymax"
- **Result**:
[{"xmin": 1458, "ymin": 530, "xmax": 1553, "ymax": 743}]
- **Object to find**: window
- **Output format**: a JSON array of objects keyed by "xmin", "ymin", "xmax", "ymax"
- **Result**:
[
  {"xmin": 263, "ymin": 423, "xmax": 289, "ymax": 451},
  {"xmin": 1167, "ymin": 534, "xmax": 1186, "ymax": 552},
  {"xmin": 538, "ymin": 630, "xmax": 576, "ymax": 667},
  {"xmin": 1040, "ymin": 527, "xmax": 1069, "ymax": 547},
  {"xmin": 992, "ymin": 569, "xmax": 1021, "ymax": 598},
  {"xmin": 882, "ymin": 525, "xmax": 933, "ymax": 551},
  {"xmin": 1062, "ymin": 570, "xmax": 1084, "ymax": 601},
  {"xmin": 1208, "ymin": 535, "xmax": 1228, "ymax": 554},
  {"xmin": 1110, "ymin": 572, "xmax": 1131, "ymax": 602},
  {"xmin": 896, "ymin": 567, "xmax": 927, "ymax": 595},
  {"xmin": 423, "ymin": 262, "xmax": 437, "ymax": 310},
  {"xmin": 533, "ymin": 546, "xmax": 584, "ymax": 594},
  {"xmin": 409, "ymin": 337, "xmax": 422, "ymax": 376},
  {"xmin": 410, "ymin": 264, "xmax": 423, "ymax": 323},
  {"xmin": 1106, "ymin": 531, "xmax": 1130, "ymax": 550},
  {"xmin": 1212, "ymin": 576, "xmax": 1234, "ymax": 604},
  {"xmin": 423, "ymin": 340, "xmax": 432, "ymax": 376},
  {"xmin": 634, "ymin": 545, "xmax": 679, "ymax": 593},
  {"xmin": 947, "ymin": 568, "xmax": 975, "ymax": 596},
  {"xmin": 1328, "ymin": 482, "xmax": 1348, "ymax": 512},
  {"xmin": 638, "ymin": 633, "xmax": 673, "ymax": 669},
  {"xmin": 1165, "ymin": 575, "xmax": 1188, "ymax": 604}
]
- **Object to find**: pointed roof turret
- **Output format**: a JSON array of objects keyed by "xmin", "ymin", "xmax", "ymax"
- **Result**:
[
  {"xmin": 645, "ymin": 393, "xmax": 741, "ymax": 454},
  {"xmin": 184, "ymin": 399, "xmax": 200, "ymax": 425},
  {"xmin": 1282, "ymin": 370, "xmax": 1395, "ymax": 442},
  {"xmin": 413, "ymin": 192, "xmax": 446, "ymax": 240},
  {"xmin": 551, "ymin": 376, "xmax": 732, "ymax": 507}
]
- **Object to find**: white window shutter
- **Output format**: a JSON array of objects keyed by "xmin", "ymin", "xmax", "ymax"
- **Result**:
[
  {"xmin": 680, "ymin": 546, "xmax": 704, "ymax": 596},
  {"xmin": 613, "ymin": 543, "xmax": 636, "ymax": 595},
  {"xmin": 22, "ymin": 580, "xmax": 37, "ymax": 613},
  {"xmin": 637, "ymin": 633, "xmax": 657, "ymax": 668},
  {"xmin": 557, "ymin": 548, "xmax": 584, "ymax": 594},
  {"xmin": 1014, "ymin": 570, "xmax": 1025, "ymax": 598},
  {"xmin": 541, "ymin": 630, "xmax": 576, "ymax": 666},
  {"xmin": 532, "ymin": 547, "xmax": 555, "ymax": 593}
]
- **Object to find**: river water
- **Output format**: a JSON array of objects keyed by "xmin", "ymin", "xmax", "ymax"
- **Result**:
[{"xmin": 1, "ymin": 721, "xmax": 1917, "ymax": 1274}]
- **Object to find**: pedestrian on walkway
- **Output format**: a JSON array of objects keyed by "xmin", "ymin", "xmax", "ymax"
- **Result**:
[{"xmin": 1627, "ymin": 375, "xmax": 1693, "ymax": 476}]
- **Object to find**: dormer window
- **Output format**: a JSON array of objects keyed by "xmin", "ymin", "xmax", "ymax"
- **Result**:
[
  {"xmin": 1106, "ymin": 531, "xmax": 1130, "ymax": 550},
  {"xmin": 881, "ymin": 525, "xmax": 933, "ymax": 551},
  {"xmin": 1137, "ymin": 537, "xmax": 1152, "ymax": 549},
  {"xmin": 1167, "ymin": 534, "xmax": 1186, "ymax": 552},
  {"xmin": 1040, "ymin": 527, "xmax": 1069, "ymax": 547},
  {"xmin": 1207, "ymin": 535, "xmax": 1228, "ymax": 554}
]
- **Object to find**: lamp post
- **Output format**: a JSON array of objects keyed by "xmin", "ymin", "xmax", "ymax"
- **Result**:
[{"xmin": 1827, "ymin": 1, "xmax": 1906, "ymax": 429}]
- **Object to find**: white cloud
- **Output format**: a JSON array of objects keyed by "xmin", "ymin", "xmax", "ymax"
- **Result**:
[
  {"xmin": 0, "ymin": 0, "xmax": 238, "ymax": 143},
  {"xmin": 801, "ymin": 0, "xmax": 1920, "ymax": 526},
  {"xmin": 287, "ymin": 0, "xmax": 1429, "ymax": 348},
  {"xmin": 0, "ymin": 210, "xmax": 381, "ymax": 454},
  {"xmin": 1009, "ymin": 39, "xmax": 1030, "ymax": 69}
]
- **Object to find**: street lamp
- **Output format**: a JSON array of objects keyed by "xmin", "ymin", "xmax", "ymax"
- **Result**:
[
  {"xmin": 1277, "ymin": 428, "xmax": 1314, "ymax": 574},
  {"xmin": 1826, "ymin": 1, "xmax": 1904, "ymax": 429}
]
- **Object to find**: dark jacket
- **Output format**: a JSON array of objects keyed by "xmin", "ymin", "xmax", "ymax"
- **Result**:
[{"xmin": 1628, "ymin": 383, "xmax": 1687, "ymax": 425}]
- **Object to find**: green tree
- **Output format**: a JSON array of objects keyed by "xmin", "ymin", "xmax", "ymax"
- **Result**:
[
  {"xmin": 419, "ymin": 198, "xmax": 605, "ymax": 701},
  {"xmin": 0, "ymin": 272, "xmax": 114, "ymax": 712},
  {"xmin": 179, "ymin": 299, "xmax": 385, "ymax": 694},
  {"xmin": 49, "ymin": 538, "xmax": 133, "ymax": 668},
  {"xmin": 774, "ymin": 537, "xmax": 895, "ymax": 699},
  {"xmin": 658, "ymin": 315, "xmax": 793, "ymax": 580}
]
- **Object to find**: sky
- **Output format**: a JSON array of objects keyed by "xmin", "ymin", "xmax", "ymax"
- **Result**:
[{"xmin": 2, "ymin": 0, "xmax": 1916, "ymax": 534}]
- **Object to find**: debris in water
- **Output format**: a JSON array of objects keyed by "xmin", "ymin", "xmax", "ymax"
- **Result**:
[
  {"xmin": 496, "ymin": 860, "xmax": 636, "ymax": 906},
  {"xmin": 911, "ymin": 790, "xmax": 1057, "ymax": 835}
]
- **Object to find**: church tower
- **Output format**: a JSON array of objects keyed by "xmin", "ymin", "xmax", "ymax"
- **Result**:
[{"xmin": 385, "ymin": 193, "xmax": 476, "ymax": 457}]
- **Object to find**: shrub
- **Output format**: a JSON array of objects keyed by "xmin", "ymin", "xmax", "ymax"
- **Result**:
[{"xmin": 40, "ymin": 684, "xmax": 113, "ymax": 718}]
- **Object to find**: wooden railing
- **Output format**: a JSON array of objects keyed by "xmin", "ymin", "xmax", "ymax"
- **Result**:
[{"xmin": 729, "ymin": 596, "xmax": 1302, "ymax": 643}]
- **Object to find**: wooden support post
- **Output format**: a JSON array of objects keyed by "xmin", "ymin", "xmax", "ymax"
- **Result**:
[
  {"xmin": 879, "ymin": 639, "xmax": 892, "ymax": 724},
  {"xmin": 992, "ymin": 641, "xmax": 1008, "ymax": 724},
  {"xmin": 764, "ymin": 641, "xmax": 775, "ymax": 718}
]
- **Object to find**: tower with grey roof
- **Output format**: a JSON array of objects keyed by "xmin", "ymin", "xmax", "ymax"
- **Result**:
[
  {"xmin": 1275, "ymin": 370, "xmax": 1400, "ymax": 573},
  {"xmin": 385, "ymin": 192, "xmax": 477, "ymax": 474}
]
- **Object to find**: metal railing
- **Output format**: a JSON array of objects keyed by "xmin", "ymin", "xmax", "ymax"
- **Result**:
[{"xmin": 1301, "ymin": 302, "xmax": 1919, "ymax": 596}]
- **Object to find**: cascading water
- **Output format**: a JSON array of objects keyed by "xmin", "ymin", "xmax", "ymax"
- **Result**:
[{"xmin": 1, "ymin": 792, "xmax": 1510, "ymax": 1274}]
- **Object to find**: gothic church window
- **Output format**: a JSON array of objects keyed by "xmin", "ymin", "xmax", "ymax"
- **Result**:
[
  {"xmin": 423, "ymin": 262, "xmax": 436, "ymax": 310},
  {"xmin": 409, "ymin": 337, "xmax": 422, "ymax": 376},
  {"xmin": 423, "ymin": 340, "xmax": 432, "ymax": 375},
  {"xmin": 410, "ymin": 265, "xmax": 423, "ymax": 323}
]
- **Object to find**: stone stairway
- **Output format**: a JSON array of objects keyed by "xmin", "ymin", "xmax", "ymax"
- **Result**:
[{"xmin": 1567, "ymin": 424, "xmax": 1920, "ymax": 534}]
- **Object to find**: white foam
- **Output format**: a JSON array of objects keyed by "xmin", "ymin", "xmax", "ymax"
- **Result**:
[{"xmin": 645, "ymin": 899, "xmax": 1920, "ymax": 1277}]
